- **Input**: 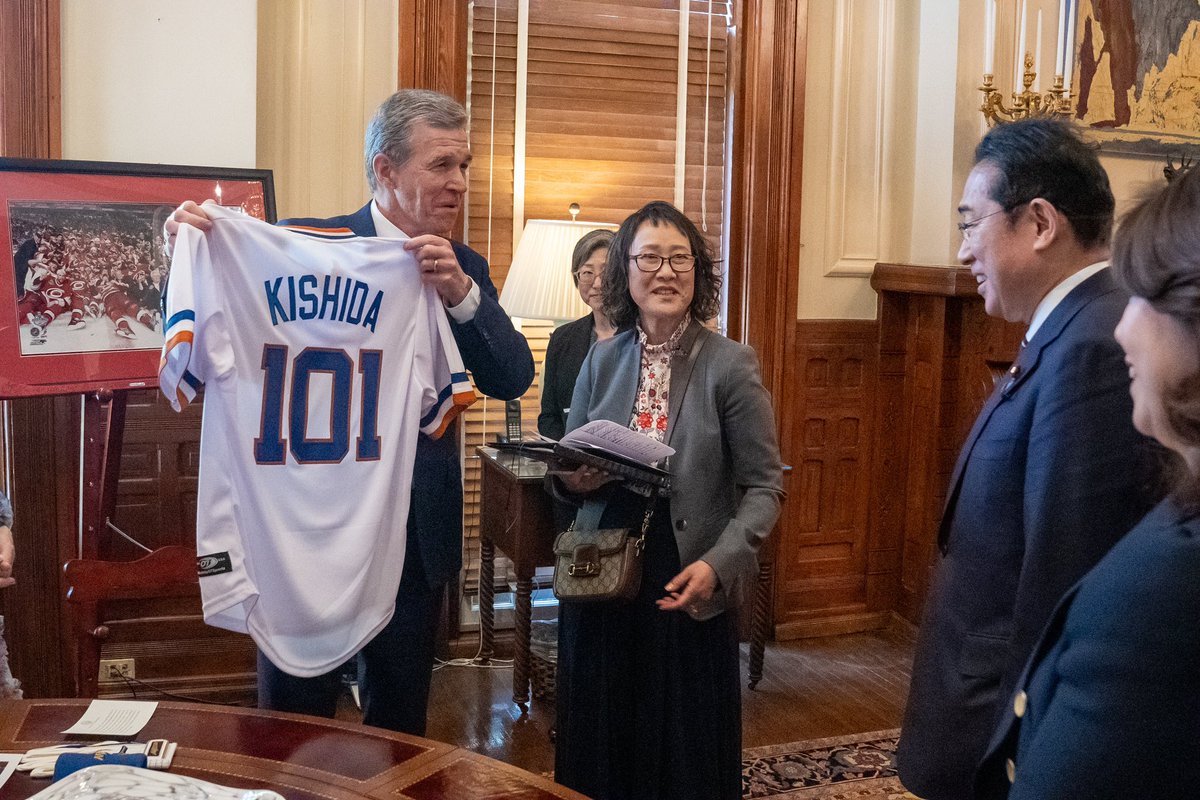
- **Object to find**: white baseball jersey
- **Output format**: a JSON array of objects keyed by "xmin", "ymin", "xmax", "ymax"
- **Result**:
[{"xmin": 159, "ymin": 203, "xmax": 476, "ymax": 677}]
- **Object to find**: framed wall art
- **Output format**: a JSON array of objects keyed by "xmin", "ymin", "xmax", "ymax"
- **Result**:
[
  {"xmin": 1072, "ymin": 0, "xmax": 1200, "ymax": 154},
  {"xmin": 0, "ymin": 158, "xmax": 275, "ymax": 398}
]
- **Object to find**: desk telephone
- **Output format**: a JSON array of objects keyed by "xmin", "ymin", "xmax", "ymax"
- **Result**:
[{"xmin": 504, "ymin": 399, "xmax": 522, "ymax": 443}]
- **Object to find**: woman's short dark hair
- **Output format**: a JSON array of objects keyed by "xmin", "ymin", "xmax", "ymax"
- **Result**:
[
  {"xmin": 975, "ymin": 117, "xmax": 1114, "ymax": 248},
  {"xmin": 602, "ymin": 201, "xmax": 722, "ymax": 328},
  {"xmin": 570, "ymin": 229, "xmax": 614, "ymax": 286},
  {"xmin": 1112, "ymin": 164, "xmax": 1200, "ymax": 507}
]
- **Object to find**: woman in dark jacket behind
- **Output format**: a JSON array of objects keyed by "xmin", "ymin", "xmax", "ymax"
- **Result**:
[
  {"xmin": 975, "ymin": 165, "xmax": 1200, "ymax": 799},
  {"xmin": 537, "ymin": 228, "xmax": 616, "ymax": 440}
]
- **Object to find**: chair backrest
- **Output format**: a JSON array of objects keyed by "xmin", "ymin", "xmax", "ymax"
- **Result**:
[{"xmin": 63, "ymin": 546, "xmax": 199, "ymax": 698}]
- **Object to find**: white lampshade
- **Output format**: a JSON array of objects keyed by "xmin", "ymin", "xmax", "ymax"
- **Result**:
[{"xmin": 499, "ymin": 219, "xmax": 618, "ymax": 322}]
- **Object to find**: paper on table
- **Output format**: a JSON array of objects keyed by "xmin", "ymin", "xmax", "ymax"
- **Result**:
[
  {"xmin": 62, "ymin": 700, "xmax": 158, "ymax": 736},
  {"xmin": 560, "ymin": 419, "xmax": 674, "ymax": 465}
]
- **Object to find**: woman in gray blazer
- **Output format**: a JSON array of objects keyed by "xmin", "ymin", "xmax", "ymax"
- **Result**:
[{"xmin": 553, "ymin": 201, "xmax": 784, "ymax": 800}]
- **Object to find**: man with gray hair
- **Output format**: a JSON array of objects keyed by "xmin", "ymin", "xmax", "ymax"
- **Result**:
[{"xmin": 167, "ymin": 89, "xmax": 533, "ymax": 735}]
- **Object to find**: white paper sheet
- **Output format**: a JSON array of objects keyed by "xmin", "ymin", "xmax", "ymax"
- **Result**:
[
  {"xmin": 62, "ymin": 700, "xmax": 158, "ymax": 736},
  {"xmin": 560, "ymin": 419, "xmax": 674, "ymax": 464}
]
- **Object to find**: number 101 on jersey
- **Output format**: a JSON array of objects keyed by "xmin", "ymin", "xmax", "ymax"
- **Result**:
[{"xmin": 253, "ymin": 344, "xmax": 382, "ymax": 465}]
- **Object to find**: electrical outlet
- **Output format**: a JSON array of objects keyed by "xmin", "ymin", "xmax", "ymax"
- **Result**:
[{"xmin": 98, "ymin": 658, "xmax": 135, "ymax": 682}]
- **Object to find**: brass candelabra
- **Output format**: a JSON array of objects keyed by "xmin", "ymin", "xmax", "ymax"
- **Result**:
[{"xmin": 980, "ymin": 52, "xmax": 1073, "ymax": 125}]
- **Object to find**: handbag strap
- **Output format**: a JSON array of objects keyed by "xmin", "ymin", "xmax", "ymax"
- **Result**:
[
  {"xmin": 574, "ymin": 498, "xmax": 605, "ymax": 531},
  {"xmin": 631, "ymin": 499, "xmax": 654, "ymax": 555},
  {"xmin": 572, "ymin": 496, "xmax": 656, "ymax": 544}
]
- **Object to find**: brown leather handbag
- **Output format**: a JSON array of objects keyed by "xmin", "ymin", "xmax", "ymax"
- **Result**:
[{"xmin": 552, "ymin": 505, "xmax": 654, "ymax": 603}]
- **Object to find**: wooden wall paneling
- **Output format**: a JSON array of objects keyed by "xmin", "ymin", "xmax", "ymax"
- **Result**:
[
  {"xmin": 0, "ymin": 0, "xmax": 72, "ymax": 699},
  {"xmin": 727, "ymin": 0, "xmax": 805, "ymax": 392},
  {"xmin": 109, "ymin": 391, "xmax": 202, "ymax": 560},
  {"xmin": 398, "ymin": 0, "xmax": 469, "ymax": 103},
  {"xmin": 894, "ymin": 295, "xmax": 949, "ymax": 622},
  {"xmin": 2, "ymin": 396, "xmax": 78, "ymax": 698},
  {"xmin": 726, "ymin": 0, "xmax": 806, "ymax": 645},
  {"xmin": 869, "ymin": 263, "xmax": 1024, "ymax": 624},
  {"xmin": 865, "ymin": 289, "xmax": 910, "ymax": 617},
  {"xmin": 0, "ymin": 0, "xmax": 61, "ymax": 159},
  {"xmin": 773, "ymin": 320, "xmax": 884, "ymax": 639}
]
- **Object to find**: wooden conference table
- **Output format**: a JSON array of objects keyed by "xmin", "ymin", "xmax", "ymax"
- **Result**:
[{"xmin": 0, "ymin": 700, "xmax": 587, "ymax": 800}]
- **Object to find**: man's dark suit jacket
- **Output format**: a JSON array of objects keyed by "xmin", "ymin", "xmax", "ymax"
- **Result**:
[
  {"xmin": 537, "ymin": 312, "xmax": 594, "ymax": 440},
  {"xmin": 975, "ymin": 498, "xmax": 1200, "ymax": 799},
  {"xmin": 279, "ymin": 203, "xmax": 534, "ymax": 588},
  {"xmin": 896, "ymin": 269, "xmax": 1159, "ymax": 800}
]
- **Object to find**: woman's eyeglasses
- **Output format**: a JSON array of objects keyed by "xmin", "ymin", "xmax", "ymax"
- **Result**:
[{"xmin": 629, "ymin": 253, "xmax": 696, "ymax": 273}]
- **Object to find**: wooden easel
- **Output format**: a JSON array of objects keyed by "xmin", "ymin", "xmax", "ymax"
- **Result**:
[{"xmin": 78, "ymin": 389, "xmax": 129, "ymax": 559}]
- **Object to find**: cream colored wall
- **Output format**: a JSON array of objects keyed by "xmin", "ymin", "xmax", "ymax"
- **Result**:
[
  {"xmin": 60, "ymin": 1, "xmax": 257, "ymax": 166},
  {"xmin": 800, "ymin": 0, "xmax": 1181, "ymax": 321},
  {"xmin": 1102, "ymin": 153, "xmax": 1169, "ymax": 215},
  {"xmin": 256, "ymin": 0, "xmax": 399, "ymax": 221},
  {"xmin": 798, "ymin": 0, "xmax": 920, "ymax": 320},
  {"xmin": 62, "ymin": 0, "xmax": 400, "ymax": 213}
]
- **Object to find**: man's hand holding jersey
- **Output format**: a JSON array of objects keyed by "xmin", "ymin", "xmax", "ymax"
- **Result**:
[{"xmin": 404, "ymin": 235, "xmax": 472, "ymax": 307}]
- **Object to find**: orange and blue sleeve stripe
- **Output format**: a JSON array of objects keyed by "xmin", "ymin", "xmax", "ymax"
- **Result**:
[
  {"xmin": 158, "ymin": 308, "xmax": 202, "ymax": 412},
  {"xmin": 281, "ymin": 225, "xmax": 357, "ymax": 240},
  {"xmin": 420, "ymin": 371, "xmax": 477, "ymax": 440}
]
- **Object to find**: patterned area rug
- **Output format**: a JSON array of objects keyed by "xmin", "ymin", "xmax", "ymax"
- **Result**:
[{"xmin": 742, "ymin": 729, "xmax": 905, "ymax": 799}]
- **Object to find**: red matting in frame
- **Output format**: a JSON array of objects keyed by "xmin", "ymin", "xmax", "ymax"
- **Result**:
[{"xmin": 0, "ymin": 158, "xmax": 275, "ymax": 398}]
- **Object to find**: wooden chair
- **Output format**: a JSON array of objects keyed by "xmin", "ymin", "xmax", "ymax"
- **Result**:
[{"xmin": 62, "ymin": 546, "xmax": 199, "ymax": 698}]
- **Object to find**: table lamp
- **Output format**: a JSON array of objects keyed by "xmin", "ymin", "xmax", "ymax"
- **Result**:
[{"xmin": 499, "ymin": 208, "xmax": 618, "ymax": 323}]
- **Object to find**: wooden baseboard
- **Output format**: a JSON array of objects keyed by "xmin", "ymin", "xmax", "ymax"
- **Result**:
[
  {"xmin": 774, "ymin": 610, "xmax": 892, "ymax": 640},
  {"xmin": 98, "ymin": 673, "xmax": 257, "ymax": 705}
]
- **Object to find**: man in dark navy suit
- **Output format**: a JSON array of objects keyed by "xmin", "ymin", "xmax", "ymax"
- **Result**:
[
  {"xmin": 895, "ymin": 118, "xmax": 1159, "ymax": 799},
  {"xmin": 168, "ymin": 89, "xmax": 534, "ymax": 735}
]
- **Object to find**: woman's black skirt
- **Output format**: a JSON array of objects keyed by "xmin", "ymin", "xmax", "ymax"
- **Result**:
[{"xmin": 555, "ymin": 493, "xmax": 742, "ymax": 800}]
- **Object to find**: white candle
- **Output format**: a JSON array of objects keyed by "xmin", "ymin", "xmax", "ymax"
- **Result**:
[
  {"xmin": 1015, "ymin": 0, "xmax": 1028, "ymax": 88},
  {"xmin": 1034, "ymin": 9, "xmax": 1043, "ymax": 90},
  {"xmin": 1055, "ymin": 0, "xmax": 1067, "ymax": 77},
  {"xmin": 984, "ymin": 0, "xmax": 996, "ymax": 75},
  {"xmin": 1063, "ymin": 0, "xmax": 1078, "ymax": 86}
]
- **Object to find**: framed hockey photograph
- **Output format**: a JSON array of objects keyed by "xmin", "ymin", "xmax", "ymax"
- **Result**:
[{"xmin": 0, "ymin": 158, "xmax": 275, "ymax": 398}]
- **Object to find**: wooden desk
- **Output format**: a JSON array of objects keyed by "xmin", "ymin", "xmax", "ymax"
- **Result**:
[
  {"xmin": 0, "ymin": 699, "xmax": 585, "ymax": 800},
  {"xmin": 475, "ymin": 447, "xmax": 557, "ymax": 710}
]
